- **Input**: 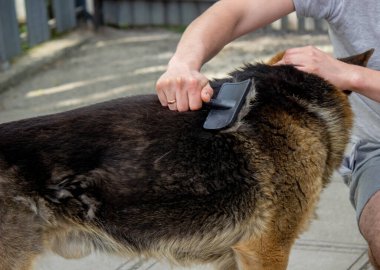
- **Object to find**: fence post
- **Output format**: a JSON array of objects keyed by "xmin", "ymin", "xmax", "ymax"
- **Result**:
[
  {"xmin": 151, "ymin": 1, "xmax": 165, "ymax": 25},
  {"xmin": 0, "ymin": 0, "xmax": 21, "ymax": 71},
  {"xmin": 25, "ymin": 0, "xmax": 50, "ymax": 46},
  {"xmin": 118, "ymin": 1, "xmax": 133, "ymax": 27},
  {"xmin": 166, "ymin": 1, "xmax": 180, "ymax": 25},
  {"xmin": 180, "ymin": 1, "xmax": 199, "ymax": 25},
  {"xmin": 0, "ymin": 17, "xmax": 8, "ymax": 71},
  {"xmin": 52, "ymin": 0, "xmax": 77, "ymax": 33},
  {"xmin": 133, "ymin": 0, "xmax": 151, "ymax": 26}
]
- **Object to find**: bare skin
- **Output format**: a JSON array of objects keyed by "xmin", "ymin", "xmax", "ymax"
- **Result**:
[
  {"xmin": 156, "ymin": 0, "xmax": 380, "ymax": 266},
  {"xmin": 277, "ymin": 46, "xmax": 380, "ymax": 102},
  {"xmin": 360, "ymin": 190, "xmax": 380, "ymax": 270},
  {"xmin": 156, "ymin": 0, "xmax": 380, "ymax": 110},
  {"xmin": 155, "ymin": 0, "xmax": 295, "ymax": 111}
]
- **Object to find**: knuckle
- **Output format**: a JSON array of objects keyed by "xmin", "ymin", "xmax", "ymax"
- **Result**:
[
  {"xmin": 176, "ymin": 76, "xmax": 183, "ymax": 86},
  {"xmin": 156, "ymin": 77, "xmax": 170, "ymax": 89},
  {"xmin": 155, "ymin": 80, "xmax": 163, "ymax": 90},
  {"xmin": 187, "ymin": 77, "xmax": 198, "ymax": 88}
]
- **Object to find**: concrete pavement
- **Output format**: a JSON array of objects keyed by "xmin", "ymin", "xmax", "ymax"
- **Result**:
[{"xmin": 0, "ymin": 27, "xmax": 372, "ymax": 270}]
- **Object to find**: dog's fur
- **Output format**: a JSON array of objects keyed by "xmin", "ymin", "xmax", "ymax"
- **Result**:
[{"xmin": 0, "ymin": 50, "xmax": 373, "ymax": 270}]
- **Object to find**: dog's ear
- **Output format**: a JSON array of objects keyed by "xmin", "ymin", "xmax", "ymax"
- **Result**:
[
  {"xmin": 338, "ymin": 49, "xmax": 374, "ymax": 67},
  {"xmin": 267, "ymin": 51, "xmax": 285, "ymax": 65}
]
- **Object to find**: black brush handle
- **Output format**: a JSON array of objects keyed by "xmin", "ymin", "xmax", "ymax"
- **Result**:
[{"xmin": 207, "ymin": 99, "xmax": 236, "ymax": 110}]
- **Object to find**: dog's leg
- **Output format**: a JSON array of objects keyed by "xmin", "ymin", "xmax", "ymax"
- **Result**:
[
  {"xmin": 0, "ymin": 226, "xmax": 42, "ymax": 270},
  {"xmin": 0, "ymin": 254, "xmax": 38, "ymax": 270},
  {"xmin": 232, "ymin": 232, "xmax": 292, "ymax": 270},
  {"xmin": 213, "ymin": 251, "xmax": 239, "ymax": 270}
]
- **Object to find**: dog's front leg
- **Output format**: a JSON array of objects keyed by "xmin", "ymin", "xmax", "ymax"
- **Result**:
[
  {"xmin": 232, "ymin": 233, "xmax": 292, "ymax": 270},
  {"xmin": 0, "ymin": 200, "xmax": 45, "ymax": 270},
  {"xmin": 212, "ymin": 251, "xmax": 239, "ymax": 270}
]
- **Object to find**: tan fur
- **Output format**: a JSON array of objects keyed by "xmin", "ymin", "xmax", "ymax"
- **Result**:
[{"xmin": 267, "ymin": 51, "xmax": 286, "ymax": 65}]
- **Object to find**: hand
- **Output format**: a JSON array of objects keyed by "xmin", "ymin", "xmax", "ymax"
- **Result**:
[
  {"xmin": 156, "ymin": 60, "xmax": 214, "ymax": 112},
  {"xmin": 276, "ymin": 46, "xmax": 356, "ymax": 90}
]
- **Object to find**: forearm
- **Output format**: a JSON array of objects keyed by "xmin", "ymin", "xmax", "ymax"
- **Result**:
[
  {"xmin": 170, "ymin": 0, "xmax": 295, "ymax": 70},
  {"xmin": 169, "ymin": 1, "xmax": 244, "ymax": 70},
  {"xmin": 350, "ymin": 66, "xmax": 380, "ymax": 102},
  {"xmin": 157, "ymin": 0, "xmax": 294, "ymax": 111}
]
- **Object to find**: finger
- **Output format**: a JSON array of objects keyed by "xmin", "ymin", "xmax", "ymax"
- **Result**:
[
  {"xmin": 156, "ymin": 79, "xmax": 169, "ymax": 106},
  {"xmin": 201, "ymin": 83, "xmax": 213, "ymax": 103},
  {"xmin": 175, "ymin": 77, "xmax": 189, "ymax": 112},
  {"xmin": 166, "ymin": 79, "xmax": 178, "ymax": 111},
  {"xmin": 186, "ymin": 77, "xmax": 205, "ymax": 111},
  {"xmin": 283, "ymin": 53, "xmax": 310, "ymax": 67}
]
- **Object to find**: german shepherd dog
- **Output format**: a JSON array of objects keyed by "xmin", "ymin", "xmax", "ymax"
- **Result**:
[{"xmin": 0, "ymin": 50, "xmax": 373, "ymax": 270}]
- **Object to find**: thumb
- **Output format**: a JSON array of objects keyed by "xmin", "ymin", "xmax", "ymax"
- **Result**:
[{"xmin": 201, "ymin": 83, "xmax": 213, "ymax": 103}]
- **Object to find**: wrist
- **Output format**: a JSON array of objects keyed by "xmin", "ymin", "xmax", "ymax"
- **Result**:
[
  {"xmin": 168, "ymin": 53, "xmax": 203, "ymax": 71},
  {"xmin": 348, "ymin": 65, "xmax": 366, "ymax": 92}
]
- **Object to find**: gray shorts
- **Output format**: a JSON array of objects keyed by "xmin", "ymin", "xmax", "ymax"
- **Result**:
[{"xmin": 340, "ymin": 140, "xmax": 380, "ymax": 222}]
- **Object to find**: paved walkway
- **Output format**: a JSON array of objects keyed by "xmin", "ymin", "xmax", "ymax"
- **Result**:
[{"xmin": 0, "ymin": 27, "xmax": 372, "ymax": 270}]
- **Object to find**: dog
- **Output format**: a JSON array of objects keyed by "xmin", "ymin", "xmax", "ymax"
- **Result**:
[{"xmin": 0, "ymin": 49, "xmax": 373, "ymax": 270}]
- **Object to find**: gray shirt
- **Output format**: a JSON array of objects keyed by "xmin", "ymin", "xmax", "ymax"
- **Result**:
[{"xmin": 293, "ymin": 0, "xmax": 380, "ymax": 143}]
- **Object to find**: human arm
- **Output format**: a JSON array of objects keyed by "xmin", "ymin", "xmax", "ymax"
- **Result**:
[
  {"xmin": 277, "ymin": 46, "xmax": 380, "ymax": 102},
  {"xmin": 156, "ymin": 0, "xmax": 295, "ymax": 111}
]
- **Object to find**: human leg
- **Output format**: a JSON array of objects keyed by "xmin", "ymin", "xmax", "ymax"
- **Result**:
[
  {"xmin": 346, "ymin": 141, "xmax": 380, "ymax": 269},
  {"xmin": 359, "ymin": 190, "xmax": 380, "ymax": 270}
]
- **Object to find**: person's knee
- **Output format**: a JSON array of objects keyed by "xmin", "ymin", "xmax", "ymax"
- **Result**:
[
  {"xmin": 359, "ymin": 190, "xmax": 380, "ymax": 269},
  {"xmin": 368, "ymin": 248, "xmax": 380, "ymax": 270}
]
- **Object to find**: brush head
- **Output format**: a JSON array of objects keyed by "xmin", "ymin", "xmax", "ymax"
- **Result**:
[{"xmin": 203, "ymin": 79, "xmax": 252, "ymax": 130}]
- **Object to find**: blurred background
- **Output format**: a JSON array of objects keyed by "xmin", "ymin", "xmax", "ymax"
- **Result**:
[{"xmin": 0, "ymin": 1, "xmax": 372, "ymax": 269}]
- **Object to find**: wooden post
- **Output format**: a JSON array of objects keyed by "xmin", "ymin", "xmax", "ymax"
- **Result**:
[
  {"xmin": 0, "ymin": 0, "xmax": 21, "ymax": 69},
  {"xmin": 25, "ymin": 0, "xmax": 50, "ymax": 46},
  {"xmin": 167, "ymin": 1, "xmax": 180, "ymax": 25},
  {"xmin": 118, "ymin": 1, "xmax": 133, "ymax": 26},
  {"xmin": 180, "ymin": 1, "xmax": 199, "ymax": 25},
  {"xmin": 52, "ymin": 0, "xmax": 77, "ymax": 33},
  {"xmin": 93, "ymin": 0, "xmax": 104, "ymax": 29},
  {"xmin": 133, "ymin": 0, "xmax": 151, "ymax": 26},
  {"xmin": 151, "ymin": 1, "xmax": 165, "ymax": 25}
]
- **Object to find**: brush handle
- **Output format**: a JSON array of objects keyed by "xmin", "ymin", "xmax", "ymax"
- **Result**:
[{"xmin": 208, "ymin": 99, "xmax": 236, "ymax": 109}]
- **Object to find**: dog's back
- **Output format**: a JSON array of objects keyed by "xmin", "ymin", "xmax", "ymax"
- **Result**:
[{"xmin": 0, "ymin": 51, "xmax": 372, "ymax": 270}]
